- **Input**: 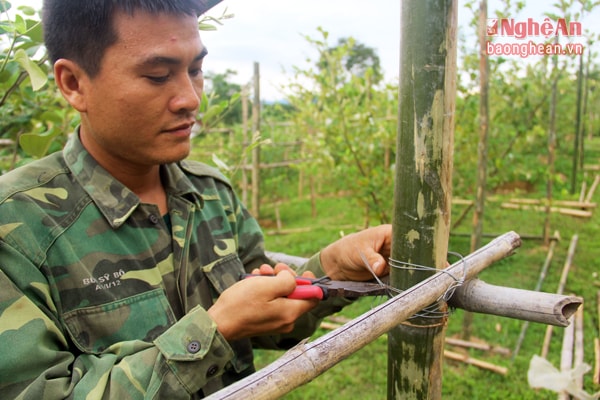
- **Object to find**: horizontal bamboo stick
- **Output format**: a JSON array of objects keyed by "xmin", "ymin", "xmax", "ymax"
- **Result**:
[
  {"xmin": 448, "ymin": 279, "xmax": 582, "ymax": 327},
  {"xmin": 445, "ymin": 337, "xmax": 510, "ymax": 356},
  {"xmin": 508, "ymin": 198, "xmax": 597, "ymax": 209},
  {"xmin": 205, "ymin": 232, "xmax": 522, "ymax": 400},
  {"xmin": 444, "ymin": 350, "xmax": 508, "ymax": 375},
  {"xmin": 501, "ymin": 202, "xmax": 592, "ymax": 218}
]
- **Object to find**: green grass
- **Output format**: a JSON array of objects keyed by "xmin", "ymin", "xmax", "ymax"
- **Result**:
[{"xmin": 248, "ymin": 143, "xmax": 600, "ymax": 399}]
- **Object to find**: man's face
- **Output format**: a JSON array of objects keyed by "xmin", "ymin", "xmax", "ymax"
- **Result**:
[{"xmin": 78, "ymin": 10, "xmax": 205, "ymax": 172}]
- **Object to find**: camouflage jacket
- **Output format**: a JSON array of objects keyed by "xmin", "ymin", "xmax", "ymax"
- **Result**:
[{"xmin": 0, "ymin": 133, "xmax": 348, "ymax": 399}]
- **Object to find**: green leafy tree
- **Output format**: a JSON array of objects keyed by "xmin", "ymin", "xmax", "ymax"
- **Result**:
[
  {"xmin": 204, "ymin": 69, "xmax": 243, "ymax": 125},
  {"xmin": 283, "ymin": 28, "xmax": 396, "ymax": 224},
  {"xmin": 319, "ymin": 37, "xmax": 383, "ymax": 84},
  {"xmin": 0, "ymin": 1, "xmax": 235, "ymax": 171},
  {"xmin": 0, "ymin": 0, "xmax": 75, "ymax": 171}
]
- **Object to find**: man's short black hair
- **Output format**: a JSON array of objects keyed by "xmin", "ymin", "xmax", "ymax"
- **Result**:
[{"xmin": 42, "ymin": 0, "xmax": 219, "ymax": 77}]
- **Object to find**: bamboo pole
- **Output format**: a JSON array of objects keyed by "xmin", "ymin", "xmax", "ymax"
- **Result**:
[
  {"xmin": 541, "ymin": 234, "xmax": 578, "ymax": 359},
  {"xmin": 596, "ymin": 291, "xmax": 600, "ymax": 385},
  {"xmin": 241, "ymin": 84, "xmax": 249, "ymax": 205},
  {"xmin": 594, "ymin": 337, "xmax": 600, "ymax": 385},
  {"xmin": 445, "ymin": 337, "xmax": 510, "ymax": 356},
  {"xmin": 574, "ymin": 303, "xmax": 585, "ymax": 392},
  {"xmin": 558, "ymin": 314, "xmax": 575, "ymax": 400},
  {"xmin": 501, "ymin": 202, "xmax": 592, "ymax": 218},
  {"xmin": 449, "ymin": 279, "xmax": 581, "ymax": 327},
  {"xmin": 469, "ymin": 0, "xmax": 490, "ymax": 260},
  {"xmin": 204, "ymin": 232, "xmax": 521, "ymax": 400},
  {"xmin": 463, "ymin": 0, "xmax": 490, "ymax": 341},
  {"xmin": 571, "ymin": 52, "xmax": 584, "ymax": 194},
  {"xmin": 444, "ymin": 350, "xmax": 507, "ymax": 375},
  {"xmin": 389, "ymin": 0, "xmax": 457, "ymax": 397},
  {"xmin": 585, "ymin": 174, "xmax": 600, "ymax": 203},
  {"xmin": 548, "ymin": 43, "xmax": 559, "ymax": 244},
  {"xmin": 251, "ymin": 62, "xmax": 261, "ymax": 218},
  {"xmin": 513, "ymin": 233, "xmax": 558, "ymax": 360},
  {"xmin": 451, "ymin": 202, "xmax": 474, "ymax": 230},
  {"xmin": 509, "ymin": 198, "xmax": 596, "ymax": 209}
]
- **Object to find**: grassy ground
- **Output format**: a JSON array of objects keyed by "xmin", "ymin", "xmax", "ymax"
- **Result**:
[{"xmin": 248, "ymin": 142, "xmax": 600, "ymax": 399}]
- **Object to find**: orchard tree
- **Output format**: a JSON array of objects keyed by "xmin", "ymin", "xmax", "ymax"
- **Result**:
[
  {"xmin": 283, "ymin": 28, "xmax": 397, "ymax": 224},
  {"xmin": 319, "ymin": 37, "xmax": 383, "ymax": 84}
]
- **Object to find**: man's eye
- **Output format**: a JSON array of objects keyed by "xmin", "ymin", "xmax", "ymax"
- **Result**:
[
  {"xmin": 145, "ymin": 74, "xmax": 170, "ymax": 83},
  {"xmin": 189, "ymin": 68, "xmax": 203, "ymax": 78}
]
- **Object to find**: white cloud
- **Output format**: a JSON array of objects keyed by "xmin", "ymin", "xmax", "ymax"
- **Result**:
[{"xmin": 202, "ymin": 0, "xmax": 401, "ymax": 102}]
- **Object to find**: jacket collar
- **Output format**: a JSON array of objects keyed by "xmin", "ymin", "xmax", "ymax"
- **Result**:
[{"xmin": 63, "ymin": 131, "xmax": 202, "ymax": 228}]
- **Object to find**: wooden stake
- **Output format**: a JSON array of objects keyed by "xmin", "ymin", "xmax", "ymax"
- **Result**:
[
  {"xmin": 594, "ymin": 291, "xmax": 600, "ymax": 385},
  {"xmin": 513, "ymin": 234, "xmax": 558, "ymax": 359},
  {"xmin": 594, "ymin": 337, "xmax": 599, "ymax": 386},
  {"xmin": 444, "ymin": 350, "xmax": 508, "ymax": 375},
  {"xmin": 585, "ymin": 174, "xmax": 600, "ymax": 203},
  {"xmin": 574, "ymin": 303, "xmax": 585, "ymax": 392},
  {"xmin": 541, "ymin": 235, "xmax": 578, "ymax": 359},
  {"xmin": 501, "ymin": 203, "xmax": 592, "ymax": 218},
  {"xmin": 558, "ymin": 314, "xmax": 575, "ymax": 400},
  {"xmin": 508, "ymin": 198, "xmax": 597, "ymax": 209},
  {"xmin": 445, "ymin": 337, "xmax": 510, "ymax": 356}
]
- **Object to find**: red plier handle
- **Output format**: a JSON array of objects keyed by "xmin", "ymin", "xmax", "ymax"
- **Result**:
[{"xmin": 240, "ymin": 274, "xmax": 327, "ymax": 300}]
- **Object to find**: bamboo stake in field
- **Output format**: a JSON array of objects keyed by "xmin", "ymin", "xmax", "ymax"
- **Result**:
[
  {"xmin": 251, "ymin": 62, "xmax": 261, "ymax": 218},
  {"xmin": 513, "ymin": 233, "xmax": 558, "ymax": 360},
  {"xmin": 595, "ymin": 291, "xmax": 600, "ymax": 385},
  {"xmin": 574, "ymin": 304, "xmax": 585, "ymax": 393},
  {"xmin": 541, "ymin": 234, "xmax": 579, "ymax": 359},
  {"xmin": 389, "ymin": 0, "xmax": 457, "ymax": 397},
  {"xmin": 204, "ymin": 232, "xmax": 521, "ymax": 400}
]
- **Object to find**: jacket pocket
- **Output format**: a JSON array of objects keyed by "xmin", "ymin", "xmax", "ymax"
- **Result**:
[
  {"xmin": 63, "ymin": 288, "xmax": 176, "ymax": 353},
  {"xmin": 202, "ymin": 253, "xmax": 245, "ymax": 294}
]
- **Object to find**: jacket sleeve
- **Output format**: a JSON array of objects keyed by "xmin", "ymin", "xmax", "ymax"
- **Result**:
[
  {"xmin": 0, "ymin": 240, "xmax": 234, "ymax": 399},
  {"xmin": 225, "ymin": 188, "xmax": 353, "ymax": 351}
]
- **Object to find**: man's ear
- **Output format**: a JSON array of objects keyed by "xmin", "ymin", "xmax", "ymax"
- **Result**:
[{"xmin": 53, "ymin": 59, "xmax": 89, "ymax": 112}]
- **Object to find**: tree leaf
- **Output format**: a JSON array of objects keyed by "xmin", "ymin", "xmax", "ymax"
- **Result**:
[
  {"xmin": 13, "ymin": 49, "xmax": 47, "ymax": 90},
  {"xmin": 19, "ymin": 129, "xmax": 60, "ymax": 159}
]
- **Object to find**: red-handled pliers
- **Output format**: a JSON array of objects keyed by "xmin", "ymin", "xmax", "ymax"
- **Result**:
[{"xmin": 241, "ymin": 274, "xmax": 390, "ymax": 300}]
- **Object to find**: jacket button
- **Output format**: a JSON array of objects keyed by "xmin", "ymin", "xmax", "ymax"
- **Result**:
[
  {"xmin": 206, "ymin": 364, "xmax": 219, "ymax": 377},
  {"xmin": 148, "ymin": 214, "xmax": 159, "ymax": 224},
  {"xmin": 187, "ymin": 340, "xmax": 201, "ymax": 354}
]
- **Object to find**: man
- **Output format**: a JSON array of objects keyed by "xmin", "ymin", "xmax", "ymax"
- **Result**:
[{"xmin": 0, "ymin": 0, "xmax": 392, "ymax": 398}]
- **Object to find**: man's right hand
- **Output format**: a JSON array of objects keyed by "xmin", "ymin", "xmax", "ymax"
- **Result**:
[{"xmin": 207, "ymin": 269, "xmax": 319, "ymax": 341}]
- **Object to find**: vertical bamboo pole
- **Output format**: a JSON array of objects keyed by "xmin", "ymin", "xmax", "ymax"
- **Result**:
[
  {"xmin": 545, "ymin": 38, "xmax": 559, "ymax": 245},
  {"xmin": 251, "ymin": 62, "xmax": 261, "ymax": 218},
  {"xmin": 570, "ymin": 53, "xmax": 584, "ymax": 194},
  {"xmin": 388, "ymin": 0, "xmax": 457, "ymax": 399},
  {"xmin": 241, "ymin": 84, "xmax": 249, "ymax": 205},
  {"xmin": 463, "ymin": 0, "xmax": 489, "ymax": 341}
]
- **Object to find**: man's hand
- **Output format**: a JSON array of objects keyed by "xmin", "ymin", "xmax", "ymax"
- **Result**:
[
  {"xmin": 207, "ymin": 266, "xmax": 318, "ymax": 341},
  {"xmin": 320, "ymin": 224, "xmax": 392, "ymax": 281}
]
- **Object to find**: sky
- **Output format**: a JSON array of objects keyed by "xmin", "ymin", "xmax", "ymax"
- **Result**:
[
  {"xmin": 202, "ymin": 0, "xmax": 600, "ymax": 101},
  {"xmin": 9, "ymin": 0, "xmax": 600, "ymax": 102}
]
